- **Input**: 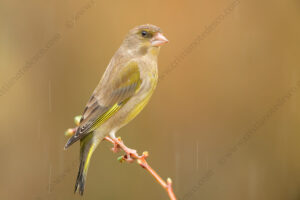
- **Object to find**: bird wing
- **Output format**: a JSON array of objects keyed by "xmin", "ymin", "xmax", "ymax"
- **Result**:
[{"xmin": 65, "ymin": 61, "xmax": 142, "ymax": 148}]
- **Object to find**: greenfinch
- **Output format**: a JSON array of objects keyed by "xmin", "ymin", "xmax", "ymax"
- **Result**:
[{"xmin": 64, "ymin": 24, "xmax": 168, "ymax": 195}]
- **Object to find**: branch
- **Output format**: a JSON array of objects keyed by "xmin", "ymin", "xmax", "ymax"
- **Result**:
[
  {"xmin": 104, "ymin": 136, "xmax": 177, "ymax": 200},
  {"xmin": 65, "ymin": 115, "xmax": 177, "ymax": 200}
]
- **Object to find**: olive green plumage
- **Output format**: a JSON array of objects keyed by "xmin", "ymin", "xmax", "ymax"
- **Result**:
[{"xmin": 64, "ymin": 24, "xmax": 168, "ymax": 195}]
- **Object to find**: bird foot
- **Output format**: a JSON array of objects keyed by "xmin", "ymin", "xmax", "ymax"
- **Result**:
[
  {"xmin": 122, "ymin": 147, "xmax": 138, "ymax": 163},
  {"xmin": 108, "ymin": 137, "xmax": 139, "ymax": 163},
  {"xmin": 111, "ymin": 140, "xmax": 121, "ymax": 153}
]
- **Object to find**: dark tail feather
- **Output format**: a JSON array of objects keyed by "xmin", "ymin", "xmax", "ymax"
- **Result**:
[
  {"xmin": 75, "ymin": 159, "xmax": 86, "ymax": 195},
  {"xmin": 74, "ymin": 133, "xmax": 100, "ymax": 195}
]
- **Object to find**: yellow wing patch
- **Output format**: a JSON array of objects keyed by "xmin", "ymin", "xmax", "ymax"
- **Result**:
[{"xmin": 89, "ymin": 100, "xmax": 128, "ymax": 132}]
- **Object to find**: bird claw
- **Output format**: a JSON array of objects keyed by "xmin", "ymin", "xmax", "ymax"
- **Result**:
[
  {"xmin": 123, "ymin": 148, "xmax": 138, "ymax": 162},
  {"xmin": 123, "ymin": 154, "xmax": 134, "ymax": 163},
  {"xmin": 111, "ymin": 142, "xmax": 121, "ymax": 153},
  {"xmin": 109, "ymin": 137, "xmax": 139, "ymax": 163}
]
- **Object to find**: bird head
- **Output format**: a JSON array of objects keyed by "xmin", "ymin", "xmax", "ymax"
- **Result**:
[{"xmin": 122, "ymin": 24, "xmax": 168, "ymax": 56}]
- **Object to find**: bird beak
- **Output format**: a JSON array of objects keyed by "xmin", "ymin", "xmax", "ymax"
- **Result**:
[{"xmin": 151, "ymin": 33, "xmax": 169, "ymax": 47}]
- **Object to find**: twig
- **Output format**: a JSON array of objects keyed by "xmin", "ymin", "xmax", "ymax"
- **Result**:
[
  {"xmin": 104, "ymin": 136, "xmax": 177, "ymax": 200},
  {"xmin": 65, "ymin": 115, "xmax": 177, "ymax": 200}
]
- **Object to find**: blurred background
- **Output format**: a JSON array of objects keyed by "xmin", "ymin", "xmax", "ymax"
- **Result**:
[{"xmin": 0, "ymin": 0, "xmax": 300, "ymax": 199}]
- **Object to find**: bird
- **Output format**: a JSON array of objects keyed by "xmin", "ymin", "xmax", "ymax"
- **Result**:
[{"xmin": 64, "ymin": 24, "xmax": 168, "ymax": 195}]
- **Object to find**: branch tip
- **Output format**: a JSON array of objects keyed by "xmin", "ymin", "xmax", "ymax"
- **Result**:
[
  {"xmin": 167, "ymin": 177, "xmax": 172, "ymax": 185},
  {"xmin": 117, "ymin": 156, "xmax": 124, "ymax": 163},
  {"xmin": 74, "ymin": 115, "xmax": 82, "ymax": 126},
  {"xmin": 65, "ymin": 128, "xmax": 75, "ymax": 138},
  {"xmin": 142, "ymin": 151, "xmax": 149, "ymax": 157}
]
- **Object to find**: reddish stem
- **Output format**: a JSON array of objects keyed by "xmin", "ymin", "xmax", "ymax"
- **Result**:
[{"xmin": 104, "ymin": 136, "xmax": 177, "ymax": 200}]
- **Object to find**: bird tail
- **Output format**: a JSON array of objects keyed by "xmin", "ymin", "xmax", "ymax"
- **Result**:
[{"xmin": 74, "ymin": 133, "xmax": 100, "ymax": 195}]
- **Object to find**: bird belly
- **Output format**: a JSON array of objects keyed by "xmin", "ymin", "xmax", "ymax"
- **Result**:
[
  {"xmin": 105, "ymin": 75, "xmax": 157, "ymax": 133},
  {"xmin": 123, "ymin": 88, "xmax": 154, "ymax": 124}
]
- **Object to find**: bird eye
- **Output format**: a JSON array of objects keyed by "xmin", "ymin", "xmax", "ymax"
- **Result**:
[{"xmin": 141, "ymin": 30, "xmax": 148, "ymax": 37}]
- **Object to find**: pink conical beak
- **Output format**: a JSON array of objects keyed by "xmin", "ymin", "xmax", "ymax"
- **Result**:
[{"xmin": 151, "ymin": 33, "xmax": 169, "ymax": 47}]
